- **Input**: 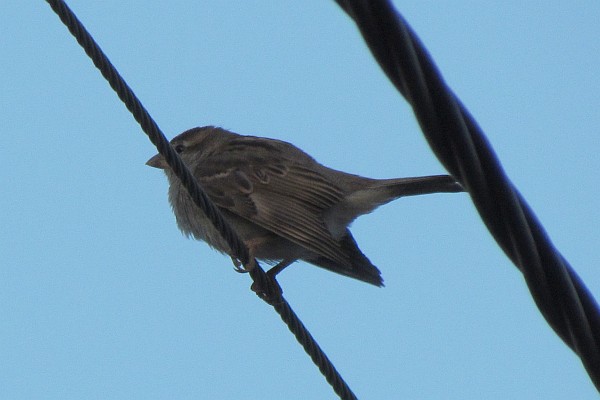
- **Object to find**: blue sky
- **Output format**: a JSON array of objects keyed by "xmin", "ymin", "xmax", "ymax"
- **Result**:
[{"xmin": 2, "ymin": 2, "xmax": 600, "ymax": 399}]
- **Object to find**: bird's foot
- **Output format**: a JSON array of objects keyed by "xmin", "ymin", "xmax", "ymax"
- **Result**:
[
  {"xmin": 249, "ymin": 260, "xmax": 293, "ymax": 303},
  {"xmin": 232, "ymin": 257, "xmax": 285, "ymax": 304},
  {"xmin": 251, "ymin": 269, "xmax": 283, "ymax": 304}
]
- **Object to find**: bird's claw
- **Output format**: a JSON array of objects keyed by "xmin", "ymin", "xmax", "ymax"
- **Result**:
[
  {"xmin": 231, "ymin": 257, "xmax": 245, "ymax": 273},
  {"xmin": 231, "ymin": 257, "xmax": 255, "ymax": 273}
]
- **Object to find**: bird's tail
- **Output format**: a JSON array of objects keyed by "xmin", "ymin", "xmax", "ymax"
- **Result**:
[
  {"xmin": 373, "ymin": 174, "xmax": 463, "ymax": 201},
  {"xmin": 341, "ymin": 174, "xmax": 463, "ymax": 218},
  {"xmin": 314, "ymin": 174, "xmax": 463, "ymax": 286}
]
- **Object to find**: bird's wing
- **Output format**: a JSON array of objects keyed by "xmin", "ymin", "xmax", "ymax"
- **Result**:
[{"xmin": 193, "ymin": 137, "xmax": 350, "ymax": 266}]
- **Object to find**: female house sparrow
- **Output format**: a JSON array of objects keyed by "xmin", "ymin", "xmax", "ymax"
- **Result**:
[{"xmin": 147, "ymin": 126, "xmax": 462, "ymax": 286}]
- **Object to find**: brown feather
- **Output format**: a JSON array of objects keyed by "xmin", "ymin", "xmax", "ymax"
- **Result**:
[{"xmin": 192, "ymin": 149, "xmax": 351, "ymax": 267}]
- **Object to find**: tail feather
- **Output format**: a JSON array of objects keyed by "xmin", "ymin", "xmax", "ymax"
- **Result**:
[
  {"xmin": 306, "ymin": 230, "xmax": 383, "ymax": 287},
  {"xmin": 373, "ymin": 174, "xmax": 463, "ymax": 200}
]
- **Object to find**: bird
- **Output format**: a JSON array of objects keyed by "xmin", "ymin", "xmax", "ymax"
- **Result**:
[{"xmin": 146, "ymin": 126, "xmax": 463, "ymax": 287}]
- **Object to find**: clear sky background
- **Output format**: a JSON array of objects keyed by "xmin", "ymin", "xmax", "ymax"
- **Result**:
[{"xmin": 2, "ymin": 2, "xmax": 600, "ymax": 399}]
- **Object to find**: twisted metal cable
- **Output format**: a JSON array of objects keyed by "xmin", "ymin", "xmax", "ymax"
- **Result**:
[
  {"xmin": 44, "ymin": 0, "xmax": 248, "ymax": 267},
  {"xmin": 336, "ymin": 0, "xmax": 600, "ymax": 391},
  {"xmin": 45, "ymin": 1, "xmax": 357, "ymax": 399}
]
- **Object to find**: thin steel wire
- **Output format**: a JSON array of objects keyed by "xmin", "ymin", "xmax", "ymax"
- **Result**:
[{"xmin": 45, "ymin": 1, "xmax": 357, "ymax": 398}]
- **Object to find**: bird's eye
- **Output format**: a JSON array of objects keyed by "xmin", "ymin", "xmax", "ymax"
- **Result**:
[{"xmin": 174, "ymin": 144, "xmax": 185, "ymax": 153}]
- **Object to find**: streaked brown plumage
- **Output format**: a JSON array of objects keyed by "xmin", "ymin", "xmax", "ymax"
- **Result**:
[{"xmin": 147, "ymin": 126, "xmax": 462, "ymax": 286}]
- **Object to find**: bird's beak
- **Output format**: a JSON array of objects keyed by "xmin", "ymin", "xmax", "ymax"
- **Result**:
[{"xmin": 146, "ymin": 153, "xmax": 168, "ymax": 169}]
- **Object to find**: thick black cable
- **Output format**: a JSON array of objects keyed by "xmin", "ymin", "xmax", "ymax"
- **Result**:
[
  {"xmin": 45, "ymin": 1, "xmax": 357, "ymax": 399},
  {"xmin": 336, "ymin": 0, "xmax": 600, "ymax": 391}
]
